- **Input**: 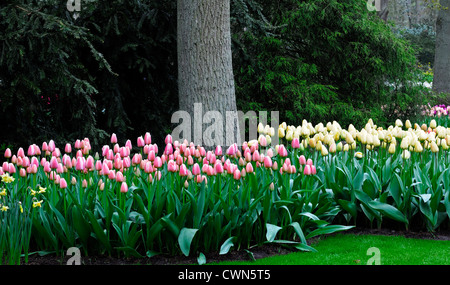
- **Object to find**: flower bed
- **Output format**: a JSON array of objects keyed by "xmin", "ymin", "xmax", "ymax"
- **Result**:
[{"xmin": 1, "ymin": 118, "xmax": 449, "ymax": 264}]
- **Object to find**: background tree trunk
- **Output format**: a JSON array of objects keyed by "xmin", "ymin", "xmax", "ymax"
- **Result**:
[
  {"xmin": 377, "ymin": 0, "xmax": 390, "ymax": 22},
  {"xmin": 177, "ymin": 0, "xmax": 240, "ymax": 148},
  {"xmin": 433, "ymin": 0, "xmax": 450, "ymax": 94}
]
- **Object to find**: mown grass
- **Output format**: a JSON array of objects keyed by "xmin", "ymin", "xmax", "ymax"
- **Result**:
[{"xmin": 210, "ymin": 234, "xmax": 450, "ymax": 265}]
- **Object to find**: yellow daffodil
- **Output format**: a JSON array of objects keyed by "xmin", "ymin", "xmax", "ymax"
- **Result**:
[
  {"xmin": 38, "ymin": 186, "xmax": 46, "ymax": 194},
  {"xmin": 30, "ymin": 189, "xmax": 37, "ymax": 196},
  {"xmin": 1, "ymin": 173, "xmax": 15, "ymax": 183},
  {"xmin": 0, "ymin": 188, "xmax": 6, "ymax": 197},
  {"xmin": 33, "ymin": 200, "xmax": 43, "ymax": 208},
  {"xmin": 1, "ymin": 205, "xmax": 9, "ymax": 212},
  {"xmin": 19, "ymin": 202, "xmax": 23, "ymax": 214}
]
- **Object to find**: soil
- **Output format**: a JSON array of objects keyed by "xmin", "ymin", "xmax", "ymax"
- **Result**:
[{"xmin": 22, "ymin": 227, "xmax": 450, "ymax": 266}]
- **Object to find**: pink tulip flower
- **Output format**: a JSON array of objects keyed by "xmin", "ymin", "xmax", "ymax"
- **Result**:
[
  {"xmin": 60, "ymin": 178, "xmax": 68, "ymax": 189},
  {"xmin": 120, "ymin": 182, "xmax": 128, "ymax": 193},
  {"xmin": 4, "ymin": 148, "xmax": 11, "ymax": 158}
]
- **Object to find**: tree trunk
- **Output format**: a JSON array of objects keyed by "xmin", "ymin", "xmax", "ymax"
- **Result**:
[
  {"xmin": 377, "ymin": 0, "xmax": 390, "ymax": 22},
  {"xmin": 433, "ymin": 0, "xmax": 450, "ymax": 94},
  {"xmin": 176, "ymin": 0, "xmax": 240, "ymax": 148}
]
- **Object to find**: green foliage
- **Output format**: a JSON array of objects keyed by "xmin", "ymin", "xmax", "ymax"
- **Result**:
[
  {"xmin": 233, "ymin": 0, "xmax": 431, "ymax": 130},
  {"xmin": 0, "ymin": 0, "xmax": 178, "ymax": 150}
]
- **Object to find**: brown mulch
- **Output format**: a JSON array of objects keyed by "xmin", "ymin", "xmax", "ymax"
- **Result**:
[{"xmin": 22, "ymin": 227, "xmax": 450, "ymax": 266}]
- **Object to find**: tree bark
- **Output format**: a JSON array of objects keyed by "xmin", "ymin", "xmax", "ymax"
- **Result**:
[
  {"xmin": 176, "ymin": 0, "xmax": 240, "ymax": 148},
  {"xmin": 433, "ymin": 0, "xmax": 450, "ymax": 94},
  {"xmin": 377, "ymin": 0, "xmax": 390, "ymax": 22}
]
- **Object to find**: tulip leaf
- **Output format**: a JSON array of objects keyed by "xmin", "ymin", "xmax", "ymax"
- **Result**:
[
  {"xmin": 178, "ymin": 227, "xmax": 198, "ymax": 256},
  {"xmin": 306, "ymin": 225, "xmax": 354, "ymax": 239},
  {"xmin": 337, "ymin": 199, "xmax": 357, "ymax": 218},
  {"xmin": 388, "ymin": 173, "xmax": 403, "ymax": 206},
  {"xmin": 266, "ymin": 223, "xmax": 282, "ymax": 242},
  {"xmin": 367, "ymin": 200, "xmax": 408, "ymax": 225},
  {"xmin": 289, "ymin": 222, "xmax": 307, "ymax": 244},
  {"xmin": 219, "ymin": 236, "xmax": 236, "ymax": 255},
  {"xmin": 197, "ymin": 252, "xmax": 206, "ymax": 265}
]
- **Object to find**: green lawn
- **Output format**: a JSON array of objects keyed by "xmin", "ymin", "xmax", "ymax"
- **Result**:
[{"xmin": 210, "ymin": 234, "xmax": 450, "ymax": 265}]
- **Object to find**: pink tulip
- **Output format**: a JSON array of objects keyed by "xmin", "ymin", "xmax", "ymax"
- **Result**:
[
  {"xmin": 22, "ymin": 157, "xmax": 30, "ymax": 168},
  {"xmin": 278, "ymin": 145, "xmax": 288, "ymax": 157},
  {"xmin": 215, "ymin": 145, "xmax": 223, "ymax": 156},
  {"xmin": 75, "ymin": 140, "xmax": 81, "ymax": 149},
  {"xmin": 154, "ymin": 157, "xmax": 162, "ymax": 168},
  {"xmin": 292, "ymin": 138, "xmax": 300, "ymax": 149},
  {"xmin": 48, "ymin": 140, "xmax": 56, "ymax": 152},
  {"xmin": 4, "ymin": 148, "xmax": 11, "ymax": 158},
  {"xmin": 44, "ymin": 161, "xmax": 51, "ymax": 173},
  {"xmin": 137, "ymin": 136, "xmax": 145, "ymax": 147},
  {"xmin": 65, "ymin": 143, "xmax": 72, "ymax": 153},
  {"xmin": 20, "ymin": 168, "xmax": 27, "ymax": 177},
  {"xmin": 111, "ymin": 133, "xmax": 118, "ymax": 144},
  {"xmin": 31, "ymin": 156, "xmax": 39, "ymax": 168},
  {"xmin": 106, "ymin": 150, "xmax": 114, "ymax": 160},
  {"xmin": 165, "ymin": 134, "xmax": 173, "ymax": 145},
  {"xmin": 266, "ymin": 148, "xmax": 274, "ymax": 158},
  {"xmin": 120, "ymin": 182, "xmax": 128, "ymax": 193},
  {"xmin": 215, "ymin": 162, "xmax": 224, "ymax": 174},
  {"xmin": 76, "ymin": 157, "xmax": 85, "ymax": 171},
  {"xmin": 192, "ymin": 163, "xmax": 201, "ymax": 176},
  {"xmin": 30, "ymin": 164, "xmax": 38, "ymax": 174},
  {"xmin": 114, "ymin": 157, "xmax": 122, "ymax": 170},
  {"xmin": 259, "ymin": 136, "xmax": 267, "ymax": 147},
  {"xmin": 125, "ymin": 139, "xmax": 132, "ymax": 150},
  {"xmin": 246, "ymin": 162, "xmax": 254, "ymax": 174},
  {"xmin": 2, "ymin": 162, "xmax": 8, "ymax": 172},
  {"xmin": 303, "ymin": 164, "xmax": 312, "ymax": 175},
  {"xmin": 263, "ymin": 156, "xmax": 273, "ymax": 168},
  {"xmin": 226, "ymin": 143, "xmax": 238, "ymax": 156},
  {"xmin": 116, "ymin": 171, "xmax": 124, "ymax": 182},
  {"xmin": 108, "ymin": 169, "xmax": 116, "ymax": 180},
  {"xmin": 132, "ymin": 153, "xmax": 142, "ymax": 166},
  {"xmin": 42, "ymin": 142, "xmax": 48, "ymax": 152},
  {"xmin": 17, "ymin": 147, "xmax": 25, "ymax": 158},
  {"xmin": 299, "ymin": 155, "xmax": 307, "ymax": 165},
  {"xmin": 86, "ymin": 156, "xmax": 94, "ymax": 170},
  {"xmin": 60, "ymin": 178, "xmax": 68, "ymax": 189},
  {"xmin": 57, "ymin": 163, "xmax": 64, "ymax": 174},
  {"xmin": 165, "ymin": 143, "xmax": 173, "ymax": 155},
  {"xmin": 123, "ymin": 156, "xmax": 131, "ymax": 168},
  {"xmin": 102, "ymin": 162, "xmax": 110, "ymax": 176},
  {"xmin": 311, "ymin": 165, "xmax": 317, "ymax": 175},
  {"xmin": 144, "ymin": 161, "xmax": 153, "ymax": 173},
  {"xmin": 144, "ymin": 132, "xmax": 152, "ymax": 145},
  {"xmin": 252, "ymin": 150, "xmax": 260, "ymax": 162},
  {"xmin": 233, "ymin": 168, "xmax": 241, "ymax": 180},
  {"xmin": 33, "ymin": 144, "xmax": 41, "ymax": 156},
  {"xmin": 306, "ymin": 158, "xmax": 313, "ymax": 166},
  {"xmin": 289, "ymin": 165, "xmax": 297, "ymax": 174},
  {"xmin": 179, "ymin": 164, "xmax": 188, "ymax": 176},
  {"xmin": 50, "ymin": 156, "xmax": 59, "ymax": 169},
  {"xmin": 167, "ymin": 160, "xmax": 177, "ymax": 172},
  {"xmin": 27, "ymin": 145, "xmax": 36, "ymax": 156},
  {"xmin": 187, "ymin": 155, "xmax": 194, "ymax": 166},
  {"xmin": 95, "ymin": 160, "xmax": 102, "ymax": 171}
]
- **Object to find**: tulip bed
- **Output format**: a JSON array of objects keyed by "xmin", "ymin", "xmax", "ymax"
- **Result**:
[{"xmin": 1, "ymin": 118, "xmax": 450, "ymax": 265}]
